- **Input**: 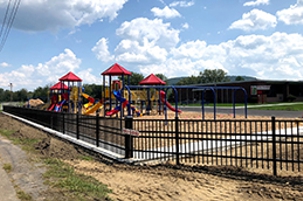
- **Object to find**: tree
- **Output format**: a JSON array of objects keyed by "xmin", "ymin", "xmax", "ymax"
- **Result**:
[
  {"xmin": 32, "ymin": 85, "xmax": 50, "ymax": 102},
  {"xmin": 118, "ymin": 71, "xmax": 144, "ymax": 85},
  {"xmin": 155, "ymin": 73, "xmax": 168, "ymax": 84},
  {"xmin": 14, "ymin": 88, "xmax": 28, "ymax": 102},
  {"xmin": 176, "ymin": 75, "xmax": 199, "ymax": 85},
  {"xmin": 235, "ymin": 76, "xmax": 245, "ymax": 81},
  {"xmin": 83, "ymin": 84, "xmax": 102, "ymax": 100},
  {"xmin": 199, "ymin": 69, "xmax": 230, "ymax": 84}
]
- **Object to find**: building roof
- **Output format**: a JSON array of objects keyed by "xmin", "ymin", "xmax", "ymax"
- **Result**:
[
  {"xmin": 139, "ymin": 73, "xmax": 166, "ymax": 85},
  {"xmin": 59, "ymin": 72, "xmax": 82, "ymax": 82},
  {"xmin": 101, "ymin": 63, "xmax": 132, "ymax": 76},
  {"xmin": 50, "ymin": 82, "xmax": 69, "ymax": 90}
]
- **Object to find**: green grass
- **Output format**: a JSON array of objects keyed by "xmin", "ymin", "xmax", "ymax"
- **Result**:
[
  {"xmin": 0, "ymin": 128, "xmax": 112, "ymax": 201},
  {"xmin": 79, "ymin": 155, "xmax": 94, "ymax": 161},
  {"xmin": 43, "ymin": 158, "xmax": 112, "ymax": 200},
  {"xmin": 179, "ymin": 102, "xmax": 303, "ymax": 111},
  {"xmin": 0, "ymin": 129, "xmax": 15, "ymax": 138},
  {"xmin": 183, "ymin": 103, "xmax": 246, "ymax": 107},
  {"xmin": 0, "ymin": 129, "xmax": 39, "ymax": 152},
  {"xmin": 3, "ymin": 163, "xmax": 12, "ymax": 173},
  {"xmin": 16, "ymin": 189, "xmax": 33, "ymax": 201},
  {"xmin": 250, "ymin": 104, "xmax": 303, "ymax": 111}
]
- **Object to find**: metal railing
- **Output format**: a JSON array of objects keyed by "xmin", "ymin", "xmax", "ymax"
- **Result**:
[{"xmin": 3, "ymin": 105, "xmax": 303, "ymax": 176}]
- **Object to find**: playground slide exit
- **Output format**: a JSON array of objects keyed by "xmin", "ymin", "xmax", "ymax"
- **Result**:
[
  {"xmin": 82, "ymin": 92, "xmax": 103, "ymax": 115},
  {"xmin": 106, "ymin": 90, "xmax": 128, "ymax": 116},
  {"xmin": 84, "ymin": 102, "xmax": 103, "ymax": 115},
  {"xmin": 160, "ymin": 90, "xmax": 182, "ymax": 113}
]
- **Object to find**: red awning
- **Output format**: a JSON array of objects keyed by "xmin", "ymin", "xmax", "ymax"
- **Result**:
[
  {"xmin": 101, "ymin": 63, "xmax": 132, "ymax": 76},
  {"xmin": 59, "ymin": 71, "xmax": 82, "ymax": 82},
  {"xmin": 139, "ymin": 73, "xmax": 166, "ymax": 85},
  {"xmin": 50, "ymin": 82, "xmax": 69, "ymax": 90}
]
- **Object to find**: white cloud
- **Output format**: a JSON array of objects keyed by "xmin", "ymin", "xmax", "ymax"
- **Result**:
[
  {"xmin": 0, "ymin": 49, "xmax": 88, "ymax": 91},
  {"xmin": 115, "ymin": 39, "xmax": 168, "ymax": 64},
  {"xmin": 89, "ymin": 15, "xmax": 303, "ymax": 81},
  {"xmin": 151, "ymin": 6, "xmax": 181, "ymax": 19},
  {"xmin": 0, "ymin": 62, "xmax": 10, "ymax": 67},
  {"xmin": 243, "ymin": 0, "xmax": 270, "ymax": 7},
  {"xmin": 116, "ymin": 18, "xmax": 180, "ymax": 48},
  {"xmin": 91, "ymin": 38, "xmax": 114, "ymax": 62},
  {"xmin": 170, "ymin": 40, "xmax": 208, "ymax": 59},
  {"xmin": 112, "ymin": 18, "xmax": 179, "ymax": 64},
  {"xmin": 276, "ymin": 0, "xmax": 303, "ymax": 25},
  {"xmin": 182, "ymin": 23, "xmax": 189, "ymax": 29},
  {"xmin": 77, "ymin": 68, "xmax": 102, "ymax": 86},
  {"xmin": 137, "ymin": 32, "xmax": 303, "ymax": 81},
  {"xmin": 229, "ymin": 9, "xmax": 277, "ymax": 31},
  {"xmin": 169, "ymin": 1, "xmax": 195, "ymax": 7},
  {"xmin": 0, "ymin": 0, "xmax": 128, "ymax": 32}
]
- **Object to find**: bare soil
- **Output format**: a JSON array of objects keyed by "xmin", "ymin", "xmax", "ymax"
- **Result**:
[{"xmin": 1, "ymin": 112, "xmax": 303, "ymax": 201}]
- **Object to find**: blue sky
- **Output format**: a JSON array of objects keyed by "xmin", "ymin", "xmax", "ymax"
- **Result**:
[{"xmin": 0, "ymin": 0, "xmax": 303, "ymax": 91}]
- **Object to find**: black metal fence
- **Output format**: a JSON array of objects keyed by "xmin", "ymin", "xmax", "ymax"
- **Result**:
[{"xmin": 3, "ymin": 106, "xmax": 303, "ymax": 176}]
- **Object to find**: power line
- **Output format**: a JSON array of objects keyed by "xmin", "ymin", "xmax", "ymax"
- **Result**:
[
  {"xmin": 0, "ymin": 0, "xmax": 21, "ymax": 52},
  {"xmin": 0, "ymin": 0, "xmax": 12, "ymax": 38}
]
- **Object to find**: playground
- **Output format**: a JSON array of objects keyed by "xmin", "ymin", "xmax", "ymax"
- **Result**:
[{"xmin": 39, "ymin": 63, "xmax": 249, "ymax": 123}]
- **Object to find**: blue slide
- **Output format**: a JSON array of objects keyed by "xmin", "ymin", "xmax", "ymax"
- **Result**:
[{"xmin": 54, "ymin": 100, "xmax": 66, "ymax": 112}]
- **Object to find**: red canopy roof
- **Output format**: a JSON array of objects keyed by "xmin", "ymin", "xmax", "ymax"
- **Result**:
[
  {"xmin": 139, "ymin": 73, "xmax": 166, "ymax": 85},
  {"xmin": 59, "ymin": 71, "xmax": 82, "ymax": 82},
  {"xmin": 50, "ymin": 82, "xmax": 69, "ymax": 90},
  {"xmin": 101, "ymin": 63, "xmax": 132, "ymax": 76}
]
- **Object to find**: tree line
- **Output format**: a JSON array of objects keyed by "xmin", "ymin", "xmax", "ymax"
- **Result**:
[{"xmin": 0, "ymin": 69, "xmax": 244, "ymax": 103}]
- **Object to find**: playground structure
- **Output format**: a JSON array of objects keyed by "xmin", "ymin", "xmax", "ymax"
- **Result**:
[
  {"xmin": 44, "ymin": 63, "xmax": 248, "ymax": 119},
  {"xmin": 48, "ymin": 81, "xmax": 69, "ymax": 112}
]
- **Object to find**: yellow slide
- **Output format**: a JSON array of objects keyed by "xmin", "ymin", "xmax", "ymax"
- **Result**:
[{"xmin": 84, "ymin": 102, "xmax": 103, "ymax": 115}]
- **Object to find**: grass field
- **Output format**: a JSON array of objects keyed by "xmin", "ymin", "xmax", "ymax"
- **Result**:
[{"xmin": 182, "ymin": 102, "xmax": 303, "ymax": 111}]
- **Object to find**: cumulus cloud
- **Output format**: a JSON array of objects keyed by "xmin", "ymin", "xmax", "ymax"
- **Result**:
[
  {"xmin": 116, "ymin": 18, "xmax": 180, "ymax": 48},
  {"xmin": 229, "ymin": 9, "xmax": 277, "ymax": 31},
  {"xmin": 111, "ymin": 18, "xmax": 179, "ymax": 64},
  {"xmin": 276, "ymin": 0, "xmax": 303, "ymax": 25},
  {"xmin": 182, "ymin": 23, "xmax": 189, "ymax": 29},
  {"xmin": 0, "ymin": 0, "xmax": 128, "ymax": 32},
  {"xmin": 139, "ymin": 32, "xmax": 303, "ymax": 80},
  {"xmin": 243, "ymin": 0, "xmax": 270, "ymax": 7},
  {"xmin": 169, "ymin": 1, "xmax": 195, "ymax": 7},
  {"xmin": 90, "ymin": 14, "xmax": 303, "ymax": 81},
  {"xmin": 91, "ymin": 38, "xmax": 114, "ymax": 62},
  {"xmin": 0, "ymin": 49, "xmax": 101, "ymax": 91},
  {"xmin": 115, "ymin": 28, "xmax": 303, "ymax": 80},
  {"xmin": 0, "ymin": 62, "xmax": 10, "ymax": 67},
  {"xmin": 151, "ymin": 6, "xmax": 181, "ymax": 19}
]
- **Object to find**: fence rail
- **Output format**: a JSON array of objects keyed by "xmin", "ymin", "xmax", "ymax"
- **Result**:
[{"xmin": 3, "ymin": 105, "xmax": 303, "ymax": 176}]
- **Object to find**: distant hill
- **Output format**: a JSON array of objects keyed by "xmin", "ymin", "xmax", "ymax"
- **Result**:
[
  {"xmin": 166, "ymin": 77, "xmax": 186, "ymax": 85},
  {"xmin": 227, "ymin": 75, "xmax": 258, "ymax": 82},
  {"xmin": 166, "ymin": 75, "xmax": 257, "ymax": 85}
]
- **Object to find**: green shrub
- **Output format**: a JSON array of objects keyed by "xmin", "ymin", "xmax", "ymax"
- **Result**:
[{"xmin": 287, "ymin": 94, "xmax": 296, "ymax": 102}]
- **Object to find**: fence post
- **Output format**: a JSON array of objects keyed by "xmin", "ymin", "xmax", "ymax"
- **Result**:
[
  {"xmin": 125, "ymin": 116, "xmax": 133, "ymax": 159},
  {"xmin": 50, "ymin": 115, "xmax": 53, "ymax": 129},
  {"xmin": 62, "ymin": 113, "xmax": 65, "ymax": 134},
  {"xmin": 96, "ymin": 112, "xmax": 100, "ymax": 147},
  {"xmin": 272, "ymin": 116, "xmax": 277, "ymax": 176},
  {"xmin": 76, "ymin": 113, "xmax": 80, "ymax": 140},
  {"xmin": 175, "ymin": 116, "xmax": 180, "ymax": 165}
]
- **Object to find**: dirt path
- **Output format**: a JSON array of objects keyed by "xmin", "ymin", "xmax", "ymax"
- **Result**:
[
  {"xmin": 1, "ymin": 113, "xmax": 303, "ymax": 201},
  {"xmin": 0, "ymin": 135, "xmax": 48, "ymax": 201}
]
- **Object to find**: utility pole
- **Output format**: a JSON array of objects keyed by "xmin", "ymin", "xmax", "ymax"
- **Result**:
[{"xmin": 9, "ymin": 83, "xmax": 13, "ymax": 102}]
